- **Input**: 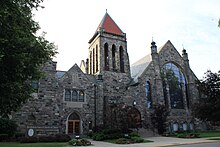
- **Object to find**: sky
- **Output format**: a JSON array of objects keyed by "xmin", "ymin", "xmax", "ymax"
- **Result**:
[{"xmin": 34, "ymin": 0, "xmax": 220, "ymax": 79}]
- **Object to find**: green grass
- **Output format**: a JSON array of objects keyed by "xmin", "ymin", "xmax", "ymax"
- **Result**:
[
  {"xmin": 0, "ymin": 142, "xmax": 68, "ymax": 147},
  {"xmin": 208, "ymin": 137, "xmax": 220, "ymax": 140},
  {"xmin": 198, "ymin": 130, "xmax": 220, "ymax": 138}
]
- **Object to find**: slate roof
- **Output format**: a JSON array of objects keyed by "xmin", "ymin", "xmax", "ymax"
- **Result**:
[
  {"xmin": 55, "ymin": 71, "xmax": 66, "ymax": 78},
  {"xmin": 131, "ymin": 54, "xmax": 152, "ymax": 82},
  {"xmin": 130, "ymin": 43, "xmax": 165, "ymax": 83}
]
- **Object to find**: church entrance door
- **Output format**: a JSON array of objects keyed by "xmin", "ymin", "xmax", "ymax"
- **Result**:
[
  {"xmin": 67, "ymin": 112, "xmax": 80, "ymax": 135},
  {"xmin": 127, "ymin": 107, "xmax": 141, "ymax": 128}
]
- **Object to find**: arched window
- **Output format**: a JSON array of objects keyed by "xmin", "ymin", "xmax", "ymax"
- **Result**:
[
  {"xmin": 112, "ymin": 44, "xmax": 116, "ymax": 71},
  {"xmin": 79, "ymin": 91, "xmax": 84, "ymax": 102},
  {"xmin": 162, "ymin": 63, "xmax": 186, "ymax": 109},
  {"xmin": 65, "ymin": 89, "xmax": 71, "ymax": 101},
  {"xmin": 173, "ymin": 122, "xmax": 179, "ymax": 132},
  {"xmin": 119, "ymin": 46, "xmax": 124, "ymax": 72},
  {"xmin": 104, "ymin": 43, "xmax": 109, "ymax": 70},
  {"xmin": 96, "ymin": 45, "xmax": 98, "ymax": 72},
  {"xmin": 72, "ymin": 90, "xmax": 78, "ymax": 102},
  {"xmin": 93, "ymin": 48, "xmax": 95, "ymax": 74},
  {"xmin": 146, "ymin": 81, "xmax": 152, "ymax": 108},
  {"xmin": 89, "ymin": 51, "xmax": 92, "ymax": 74},
  {"xmin": 183, "ymin": 122, "xmax": 188, "ymax": 131}
]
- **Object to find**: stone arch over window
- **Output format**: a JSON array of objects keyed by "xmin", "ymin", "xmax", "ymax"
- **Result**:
[
  {"xmin": 146, "ymin": 81, "xmax": 152, "ymax": 108},
  {"xmin": 162, "ymin": 62, "xmax": 187, "ymax": 109},
  {"xmin": 96, "ymin": 45, "xmax": 98, "ymax": 72},
  {"xmin": 119, "ymin": 46, "xmax": 124, "ymax": 72},
  {"xmin": 104, "ymin": 43, "xmax": 109, "ymax": 70},
  {"xmin": 65, "ymin": 89, "xmax": 71, "ymax": 101},
  {"xmin": 67, "ymin": 112, "xmax": 81, "ymax": 135},
  {"xmin": 72, "ymin": 90, "xmax": 78, "ymax": 102},
  {"xmin": 112, "ymin": 44, "xmax": 116, "ymax": 71}
]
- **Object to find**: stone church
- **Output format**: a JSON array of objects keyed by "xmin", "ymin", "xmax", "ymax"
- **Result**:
[{"xmin": 13, "ymin": 12, "xmax": 200, "ymax": 136}]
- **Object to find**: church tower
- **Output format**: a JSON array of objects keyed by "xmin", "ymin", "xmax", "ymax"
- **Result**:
[
  {"xmin": 87, "ymin": 12, "xmax": 131, "ymax": 127},
  {"xmin": 88, "ymin": 12, "xmax": 130, "ymax": 76}
]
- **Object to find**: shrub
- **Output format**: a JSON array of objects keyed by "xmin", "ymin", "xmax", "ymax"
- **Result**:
[
  {"xmin": 176, "ymin": 132, "xmax": 200, "ymax": 138},
  {"xmin": 92, "ymin": 128, "xmax": 124, "ymax": 140},
  {"xmin": 20, "ymin": 134, "xmax": 71, "ymax": 143},
  {"xmin": 68, "ymin": 138, "xmax": 91, "ymax": 146},
  {"xmin": 0, "ymin": 134, "xmax": 8, "ymax": 141},
  {"xmin": 68, "ymin": 139, "xmax": 77, "ymax": 146},
  {"xmin": 54, "ymin": 134, "xmax": 71, "ymax": 142},
  {"xmin": 15, "ymin": 132, "xmax": 25, "ymax": 138},
  {"xmin": 38, "ymin": 135, "xmax": 55, "ymax": 142},
  {"xmin": 129, "ymin": 132, "xmax": 140, "ymax": 137},
  {"xmin": 92, "ymin": 132, "xmax": 106, "ymax": 141},
  {"xmin": 115, "ymin": 138, "xmax": 128, "ymax": 144},
  {"xmin": 0, "ymin": 118, "xmax": 17, "ymax": 136},
  {"xmin": 20, "ymin": 137, "xmax": 38, "ymax": 143},
  {"xmin": 130, "ymin": 136, "xmax": 144, "ymax": 143}
]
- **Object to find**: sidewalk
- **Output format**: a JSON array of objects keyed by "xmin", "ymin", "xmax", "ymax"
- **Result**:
[{"xmin": 90, "ymin": 136, "xmax": 220, "ymax": 147}]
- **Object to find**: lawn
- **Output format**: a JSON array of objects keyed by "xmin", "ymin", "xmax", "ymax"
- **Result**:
[
  {"xmin": 198, "ymin": 130, "xmax": 220, "ymax": 138},
  {"xmin": 0, "ymin": 142, "xmax": 68, "ymax": 147}
]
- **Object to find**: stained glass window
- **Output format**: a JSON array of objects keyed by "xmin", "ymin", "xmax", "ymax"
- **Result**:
[
  {"xmin": 162, "ymin": 63, "xmax": 187, "ymax": 109},
  {"xmin": 146, "ymin": 81, "xmax": 152, "ymax": 108}
]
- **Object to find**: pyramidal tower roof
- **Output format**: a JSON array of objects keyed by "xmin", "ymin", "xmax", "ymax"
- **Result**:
[
  {"xmin": 97, "ymin": 12, "xmax": 124, "ymax": 35},
  {"xmin": 89, "ymin": 12, "xmax": 124, "ymax": 43}
]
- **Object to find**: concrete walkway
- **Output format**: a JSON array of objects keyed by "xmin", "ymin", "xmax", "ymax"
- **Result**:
[{"xmin": 90, "ymin": 137, "xmax": 220, "ymax": 147}]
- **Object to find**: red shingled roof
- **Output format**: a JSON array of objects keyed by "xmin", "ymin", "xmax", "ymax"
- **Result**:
[{"xmin": 97, "ymin": 12, "xmax": 123, "ymax": 35}]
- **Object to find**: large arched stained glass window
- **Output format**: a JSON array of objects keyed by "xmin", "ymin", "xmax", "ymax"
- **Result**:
[
  {"xmin": 146, "ymin": 81, "xmax": 152, "ymax": 108},
  {"xmin": 162, "ymin": 63, "xmax": 186, "ymax": 109}
]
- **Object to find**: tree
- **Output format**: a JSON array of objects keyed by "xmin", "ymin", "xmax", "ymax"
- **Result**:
[
  {"xmin": 0, "ymin": 0, "xmax": 57, "ymax": 117},
  {"xmin": 193, "ymin": 70, "xmax": 220, "ymax": 124},
  {"xmin": 150, "ymin": 104, "xmax": 169, "ymax": 134},
  {"xmin": 218, "ymin": 19, "xmax": 220, "ymax": 27}
]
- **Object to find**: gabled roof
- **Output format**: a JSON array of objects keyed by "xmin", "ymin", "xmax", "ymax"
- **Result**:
[
  {"xmin": 130, "ymin": 41, "xmax": 170, "ymax": 83},
  {"xmin": 97, "ymin": 12, "xmax": 124, "ymax": 36}
]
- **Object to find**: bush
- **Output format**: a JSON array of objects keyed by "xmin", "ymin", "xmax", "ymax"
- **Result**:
[
  {"xmin": 92, "ymin": 132, "xmax": 107, "ymax": 141},
  {"xmin": 68, "ymin": 138, "xmax": 91, "ymax": 146},
  {"xmin": 20, "ymin": 134, "xmax": 71, "ymax": 143},
  {"xmin": 129, "ymin": 132, "xmax": 140, "ymax": 137},
  {"xmin": 0, "ymin": 134, "xmax": 9, "ymax": 141},
  {"xmin": 130, "ymin": 136, "xmax": 144, "ymax": 143},
  {"xmin": 175, "ymin": 132, "xmax": 200, "ymax": 138},
  {"xmin": 14, "ymin": 132, "xmax": 25, "ymax": 138},
  {"xmin": 0, "ymin": 118, "xmax": 17, "ymax": 136},
  {"xmin": 92, "ymin": 128, "xmax": 124, "ymax": 141},
  {"xmin": 20, "ymin": 137, "xmax": 38, "ymax": 143},
  {"xmin": 115, "ymin": 138, "xmax": 128, "ymax": 144}
]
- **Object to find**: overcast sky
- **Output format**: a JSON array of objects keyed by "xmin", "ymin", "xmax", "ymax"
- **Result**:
[{"xmin": 34, "ymin": 0, "xmax": 220, "ymax": 79}]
